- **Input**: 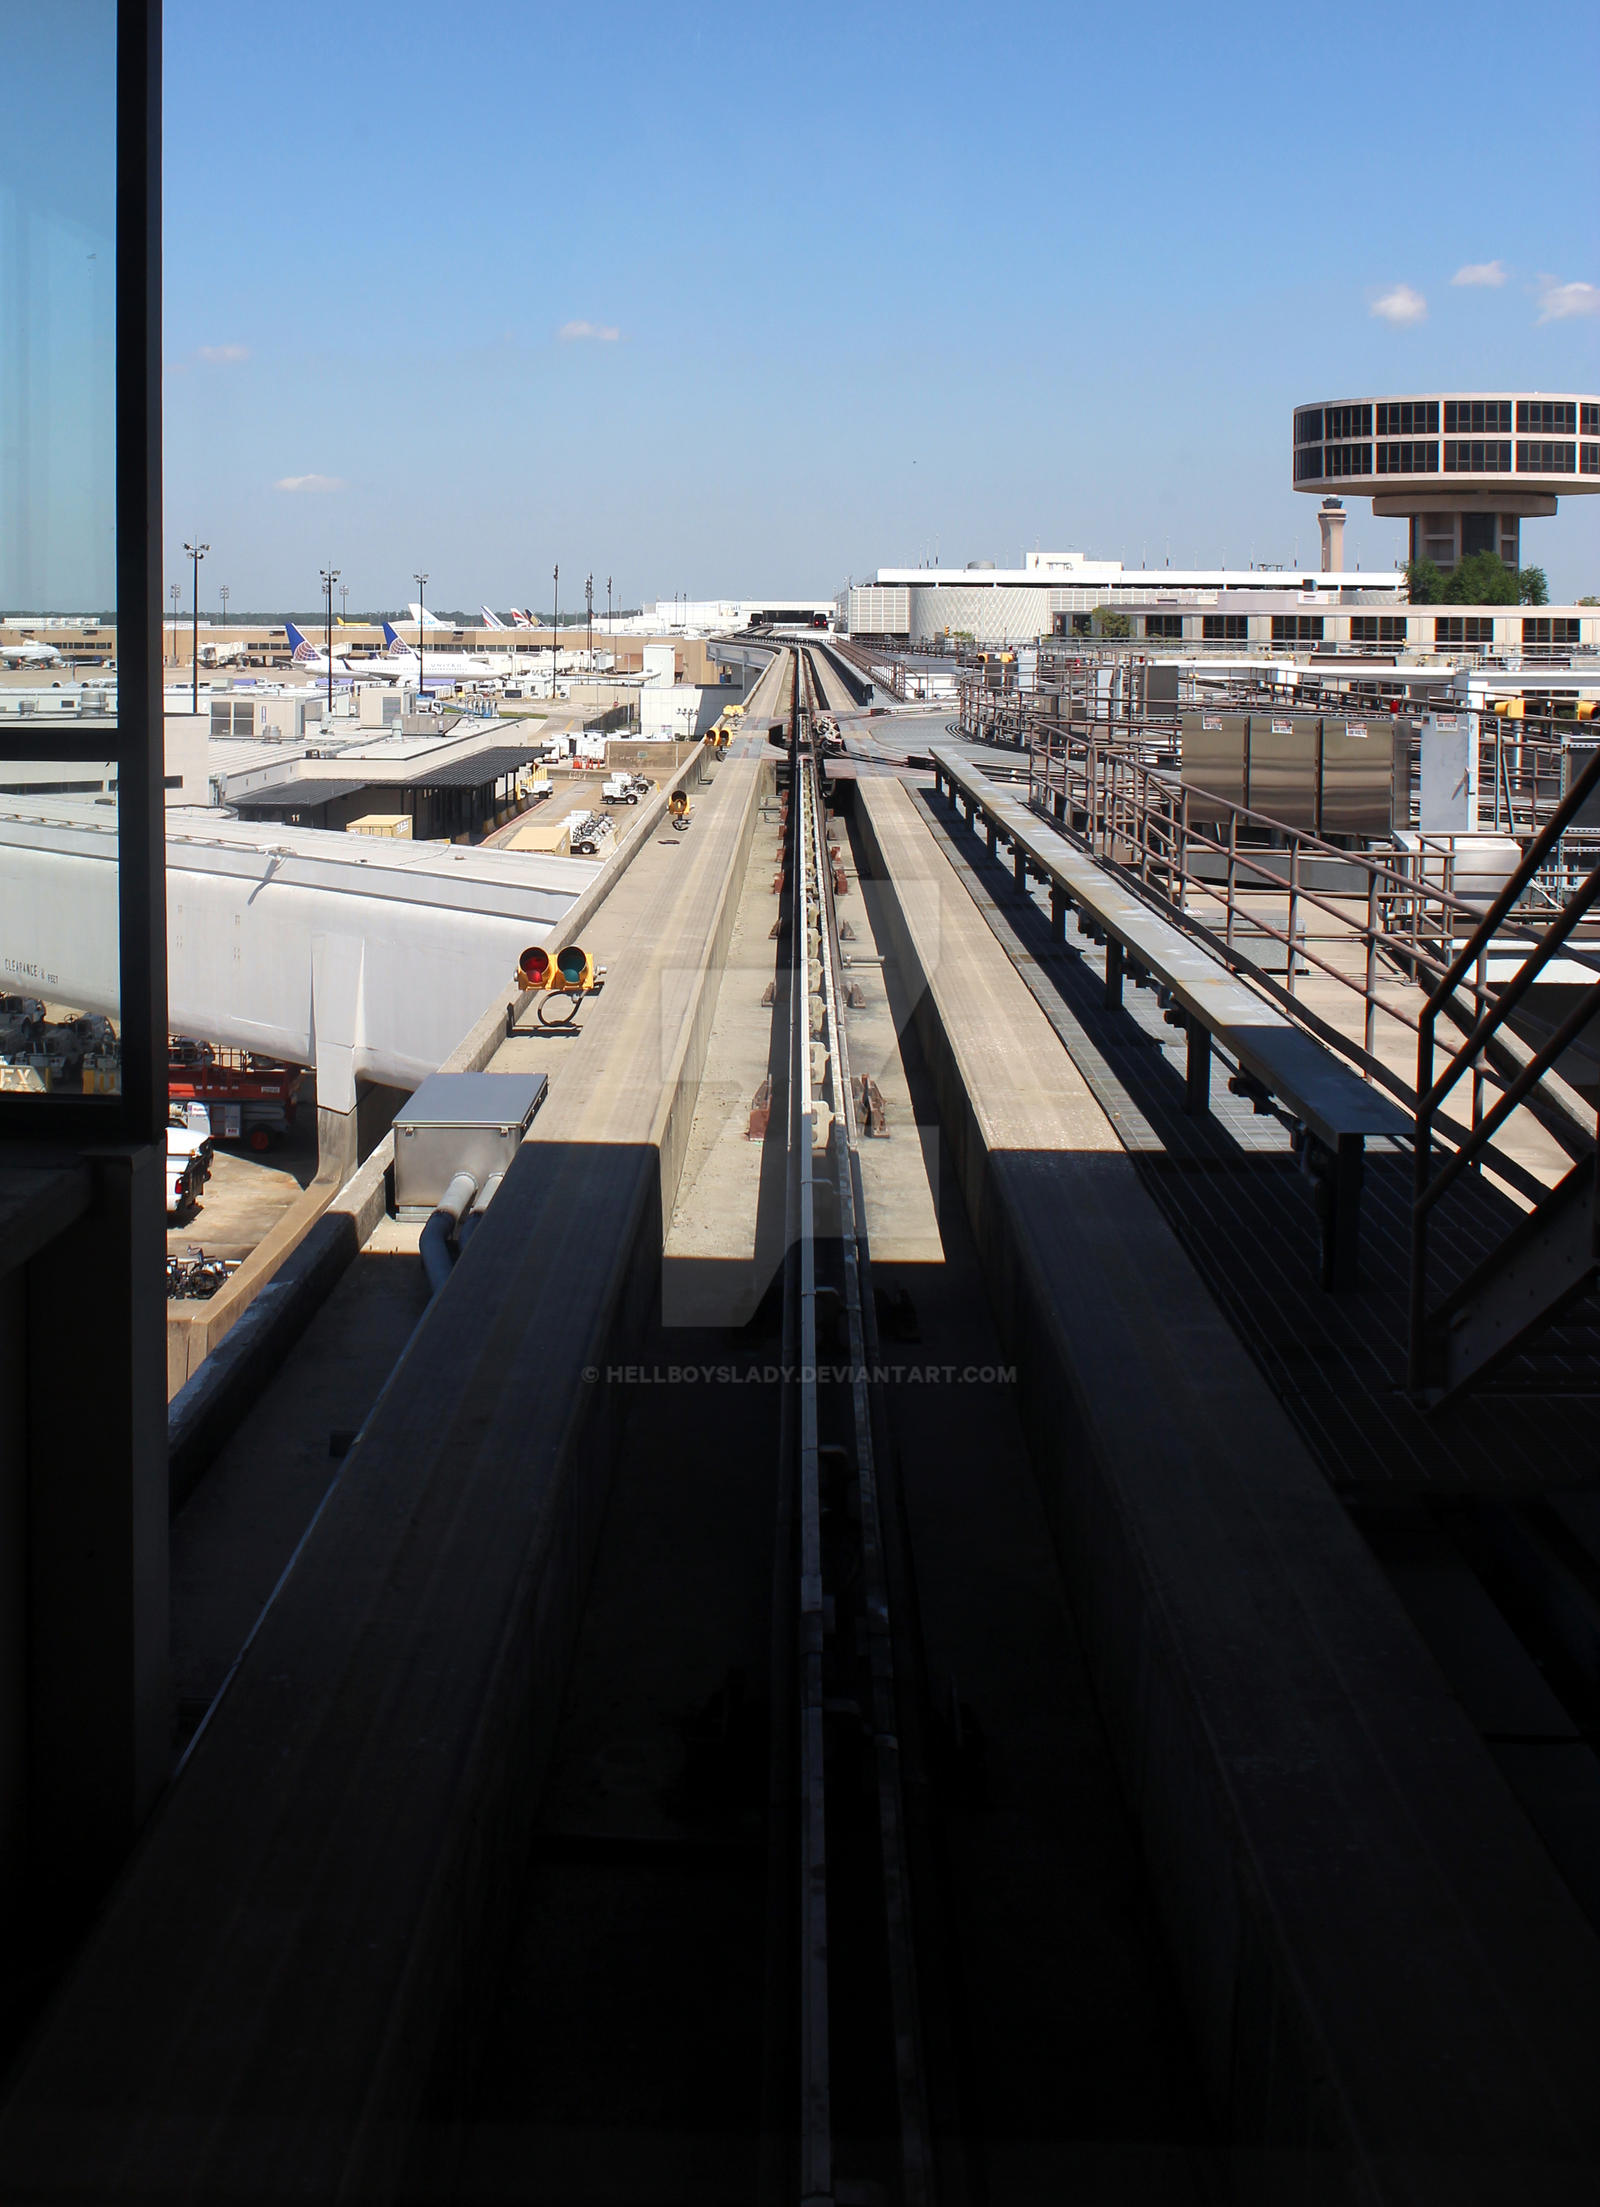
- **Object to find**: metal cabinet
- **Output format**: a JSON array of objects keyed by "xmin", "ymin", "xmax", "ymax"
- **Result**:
[
  {"xmin": 1246, "ymin": 714, "xmax": 1319, "ymax": 832},
  {"xmin": 1180, "ymin": 711, "xmax": 1248, "ymax": 823}
]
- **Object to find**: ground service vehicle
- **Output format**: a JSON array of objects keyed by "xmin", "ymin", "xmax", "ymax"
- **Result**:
[{"xmin": 169, "ymin": 1040, "xmax": 302, "ymax": 1152}]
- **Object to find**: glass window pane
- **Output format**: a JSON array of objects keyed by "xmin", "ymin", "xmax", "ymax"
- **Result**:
[{"xmin": 0, "ymin": 3, "xmax": 120, "ymax": 1103}]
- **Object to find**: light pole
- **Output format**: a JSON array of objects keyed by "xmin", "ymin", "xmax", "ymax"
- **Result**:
[
  {"xmin": 412, "ymin": 570, "xmax": 428, "ymax": 702},
  {"xmin": 551, "ymin": 564, "xmax": 559, "ymax": 699},
  {"xmin": 184, "ymin": 539, "xmax": 208, "ymax": 711},
  {"xmin": 607, "ymin": 574, "xmax": 612, "ymax": 641},
  {"xmin": 586, "ymin": 573, "xmax": 593, "ymax": 675},
  {"xmin": 169, "ymin": 581, "xmax": 180, "ymax": 666},
  {"xmin": 319, "ymin": 565, "xmax": 341, "ymax": 717},
  {"xmin": 219, "ymin": 582, "xmax": 229, "ymax": 648},
  {"xmin": 339, "ymin": 580, "xmax": 349, "ymax": 627}
]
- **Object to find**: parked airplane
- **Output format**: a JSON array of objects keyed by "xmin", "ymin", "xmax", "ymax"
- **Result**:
[
  {"xmin": 479, "ymin": 607, "xmax": 507, "ymax": 630},
  {"xmin": 378, "ymin": 622, "xmax": 513, "ymax": 681},
  {"xmin": 283, "ymin": 621, "xmax": 412, "ymax": 685},
  {"xmin": 1, "ymin": 636, "xmax": 65, "ymax": 668},
  {"xmin": 404, "ymin": 603, "xmax": 451, "ymax": 632}
]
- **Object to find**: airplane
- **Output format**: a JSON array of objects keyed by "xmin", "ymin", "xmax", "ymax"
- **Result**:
[
  {"xmin": 2, "ymin": 635, "xmax": 65, "ymax": 668},
  {"xmin": 376, "ymin": 621, "xmax": 514, "ymax": 682},
  {"xmin": 479, "ymin": 607, "xmax": 507, "ymax": 631},
  {"xmin": 404, "ymin": 602, "xmax": 451, "ymax": 632},
  {"xmin": 510, "ymin": 609, "xmax": 537, "ymax": 628}
]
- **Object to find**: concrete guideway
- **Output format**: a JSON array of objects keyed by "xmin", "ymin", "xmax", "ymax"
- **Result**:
[
  {"xmin": 0, "ymin": 747, "xmax": 768, "ymax": 2205},
  {"xmin": 854, "ymin": 772, "xmax": 1600, "ymax": 2199}
]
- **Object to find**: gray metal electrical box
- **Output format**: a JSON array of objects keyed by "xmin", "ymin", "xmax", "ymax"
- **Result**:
[{"xmin": 392, "ymin": 1071, "xmax": 548, "ymax": 1211}]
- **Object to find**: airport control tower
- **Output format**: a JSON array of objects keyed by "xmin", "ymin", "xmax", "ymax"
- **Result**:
[{"xmin": 1292, "ymin": 391, "xmax": 1599, "ymax": 571}]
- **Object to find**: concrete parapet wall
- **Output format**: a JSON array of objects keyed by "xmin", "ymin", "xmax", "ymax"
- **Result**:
[{"xmin": 855, "ymin": 776, "xmax": 1600, "ymax": 2201}]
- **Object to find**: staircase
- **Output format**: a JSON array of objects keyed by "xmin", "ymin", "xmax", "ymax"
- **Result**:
[{"xmin": 1410, "ymin": 749, "xmax": 1600, "ymax": 1401}]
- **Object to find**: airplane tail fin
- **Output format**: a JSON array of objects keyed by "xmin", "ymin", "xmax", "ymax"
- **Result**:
[
  {"xmin": 480, "ymin": 606, "xmax": 506, "ymax": 630},
  {"xmin": 285, "ymin": 621, "xmax": 317, "ymax": 662},
  {"xmin": 381, "ymin": 621, "xmax": 411, "ymax": 653}
]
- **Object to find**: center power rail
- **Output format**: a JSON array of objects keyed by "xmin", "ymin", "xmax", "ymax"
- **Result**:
[{"xmin": 763, "ymin": 649, "xmax": 959, "ymax": 2206}]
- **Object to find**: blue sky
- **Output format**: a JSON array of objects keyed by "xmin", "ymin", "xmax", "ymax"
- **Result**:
[{"xmin": 162, "ymin": 0, "xmax": 1600, "ymax": 610}]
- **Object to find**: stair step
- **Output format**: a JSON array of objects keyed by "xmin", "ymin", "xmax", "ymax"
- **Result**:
[{"xmin": 1441, "ymin": 1155, "xmax": 1599, "ymax": 1399}]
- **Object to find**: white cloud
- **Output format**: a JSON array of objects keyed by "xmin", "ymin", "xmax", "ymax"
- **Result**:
[
  {"xmin": 275, "ymin": 473, "xmax": 346, "ymax": 493},
  {"xmin": 197, "ymin": 343, "xmax": 250, "ymax": 363},
  {"xmin": 1535, "ymin": 276, "xmax": 1600, "ymax": 322},
  {"xmin": 557, "ymin": 319, "xmax": 620, "ymax": 342},
  {"xmin": 1451, "ymin": 260, "xmax": 1506, "ymax": 288},
  {"xmin": 1370, "ymin": 284, "xmax": 1427, "ymax": 326}
]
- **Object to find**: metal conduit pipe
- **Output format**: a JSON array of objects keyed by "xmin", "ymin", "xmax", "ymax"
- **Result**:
[
  {"xmin": 453, "ymin": 1167, "xmax": 507, "ymax": 1255},
  {"xmin": 419, "ymin": 1169, "xmax": 479, "ymax": 1298}
]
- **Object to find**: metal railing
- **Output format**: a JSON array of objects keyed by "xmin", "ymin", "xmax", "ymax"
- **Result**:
[
  {"xmin": 1409, "ymin": 746, "xmax": 1600, "ymax": 1388},
  {"xmin": 1024, "ymin": 724, "xmax": 1600, "ymax": 1195}
]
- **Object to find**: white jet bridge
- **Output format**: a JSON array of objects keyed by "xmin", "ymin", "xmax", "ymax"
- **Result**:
[{"xmin": 0, "ymin": 798, "xmax": 600, "ymax": 1112}]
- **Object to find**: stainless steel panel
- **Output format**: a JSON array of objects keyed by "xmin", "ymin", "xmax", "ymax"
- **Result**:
[
  {"xmin": 1181, "ymin": 711, "xmax": 1247, "ymax": 823},
  {"xmin": 392, "ymin": 1070, "xmax": 547, "ymax": 1209},
  {"xmin": 1247, "ymin": 714, "xmax": 1319, "ymax": 832},
  {"xmin": 1320, "ymin": 715, "xmax": 1398, "ymax": 838}
]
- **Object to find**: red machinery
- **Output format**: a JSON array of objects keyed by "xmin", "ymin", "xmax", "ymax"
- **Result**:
[{"xmin": 168, "ymin": 1039, "xmax": 303, "ymax": 1152}]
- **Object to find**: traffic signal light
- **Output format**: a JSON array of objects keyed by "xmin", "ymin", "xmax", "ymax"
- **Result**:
[
  {"xmin": 553, "ymin": 943, "xmax": 595, "ymax": 992},
  {"xmin": 517, "ymin": 945, "xmax": 554, "ymax": 990}
]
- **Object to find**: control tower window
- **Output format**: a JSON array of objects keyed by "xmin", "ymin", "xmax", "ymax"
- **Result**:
[
  {"xmin": 1323, "ymin": 404, "xmax": 1372, "ymax": 440},
  {"xmin": 1294, "ymin": 408, "xmax": 1323, "ymax": 444},
  {"xmin": 1516, "ymin": 441, "xmax": 1576, "ymax": 473},
  {"xmin": 1324, "ymin": 443, "xmax": 1372, "ymax": 477},
  {"xmin": 1377, "ymin": 441, "xmax": 1438, "ymax": 473},
  {"xmin": 1582, "ymin": 444, "xmax": 1600, "ymax": 476},
  {"xmin": 1444, "ymin": 400, "xmax": 1512, "ymax": 434},
  {"xmin": 1444, "ymin": 440, "xmax": 1511, "ymax": 472},
  {"xmin": 1517, "ymin": 400, "xmax": 1576, "ymax": 434},
  {"xmin": 1376, "ymin": 402, "xmax": 1439, "ymax": 436},
  {"xmin": 1294, "ymin": 446, "xmax": 1324, "ymax": 481},
  {"xmin": 1460, "ymin": 514, "xmax": 1498, "ymax": 558},
  {"xmin": 1583, "ymin": 404, "xmax": 1600, "ymax": 436}
]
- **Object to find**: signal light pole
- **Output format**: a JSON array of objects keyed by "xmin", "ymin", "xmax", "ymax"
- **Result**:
[
  {"xmin": 413, "ymin": 569, "xmax": 428, "ymax": 702},
  {"xmin": 183, "ymin": 539, "xmax": 208, "ymax": 712}
]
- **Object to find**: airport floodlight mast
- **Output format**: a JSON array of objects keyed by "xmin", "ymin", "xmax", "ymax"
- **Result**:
[
  {"xmin": 319, "ymin": 566, "xmax": 341, "ymax": 715},
  {"xmin": 552, "ymin": 564, "xmax": 559, "ymax": 699},
  {"xmin": 184, "ymin": 540, "xmax": 208, "ymax": 712},
  {"xmin": 169, "ymin": 581, "xmax": 179, "ymax": 665},
  {"xmin": 219, "ymin": 582, "xmax": 229, "ymax": 643},
  {"xmin": 413, "ymin": 570, "xmax": 428, "ymax": 700},
  {"xmin": 607, "ymin": 575, "xmax": 612, "ymax": 639},
  {"xmin": 340, "ymin": 580, "xmax": 349, "ymax": 625},
  {"xmin": 586, "ymin": 573, "xmax": 593, "ymax": 670}
]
